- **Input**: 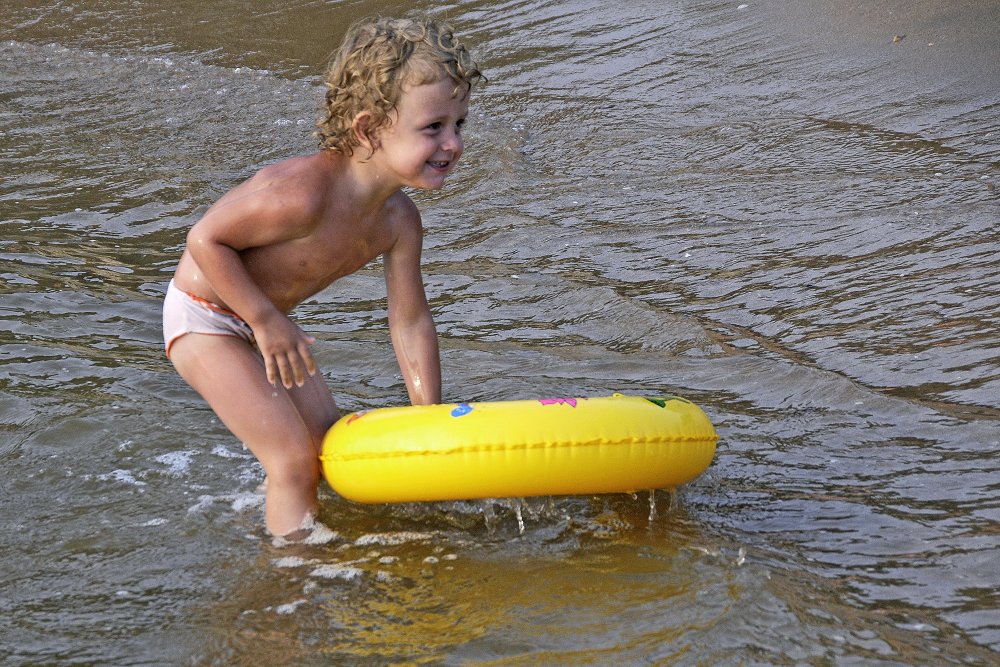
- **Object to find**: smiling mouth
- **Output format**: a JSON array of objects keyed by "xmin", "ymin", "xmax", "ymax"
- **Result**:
[{"xmin": 428, "ymin": 160, "xmax": 450, "ymax": 170}]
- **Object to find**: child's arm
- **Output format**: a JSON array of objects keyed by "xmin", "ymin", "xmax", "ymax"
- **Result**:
[
  {"xmin": 384, "ymin": 205, "xmax": 442, "ymax": 406},
  {"xmin": 185, "ymin": 185, "xmax": 318, "ymax": 389}
]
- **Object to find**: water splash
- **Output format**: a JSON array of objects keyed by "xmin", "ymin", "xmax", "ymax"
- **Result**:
[
  {"xmin": 481, "ymin": 500, "xmax": 499, "ymax": 534},
  {"xmin": 512, "ymin": 498, "xmax": 526, "ymax": 535}
]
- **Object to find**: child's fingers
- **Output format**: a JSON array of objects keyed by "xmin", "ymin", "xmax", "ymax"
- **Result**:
[
  {"xmin": 263, "ymin": 332, "xmax": 315, "ymax": 387},
  {"xmin": 290, "ymin": 353, "xmax": 307, "ymax": 387},
  {"xmin": 264, "ymin": 356, "xmax": 279, "ymax": 387},
  {"xmin": 298, "ymin": 340, "xmax": 317, "ymax": 376},
  {"xmin": 285, "ymin": 348, "xmax": 314, "ymax": 387},
  {"xmin": 272, "ymin": 353, "xmax": 295, "ymax": 389}
]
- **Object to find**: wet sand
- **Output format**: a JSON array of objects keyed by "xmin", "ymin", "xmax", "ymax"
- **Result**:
[{"xmin": 764, "ymin": 0, "xmax": 1000, "ymax": 86}]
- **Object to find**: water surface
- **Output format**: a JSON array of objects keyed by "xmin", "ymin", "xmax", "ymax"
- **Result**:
[{"xmin": 2, "ymin": 0, "xmax": 998, "ymax": 664}]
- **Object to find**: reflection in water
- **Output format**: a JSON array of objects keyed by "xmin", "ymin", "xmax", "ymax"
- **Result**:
[{"xmin": 1, "ymin": 0, "xmax": 998, "ymax": 664}]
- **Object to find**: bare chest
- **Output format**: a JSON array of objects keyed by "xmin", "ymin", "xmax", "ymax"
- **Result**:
[{"xmin": 242, "ymin": 223, "xmax": 392, "ymax": 308}]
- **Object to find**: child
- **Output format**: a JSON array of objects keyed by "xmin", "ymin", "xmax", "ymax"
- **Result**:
[{"xmin": 162, "ymin": 16, "xmax": 483, "ymax": 537}]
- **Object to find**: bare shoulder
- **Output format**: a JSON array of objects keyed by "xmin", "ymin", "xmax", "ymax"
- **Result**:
[
  {"xmin": 247, "ymin": 153, "xmax": 334, "ymax": 217},
  {"xmin": 213, "ymin": 153, "xmax": 330, "ymax": 225},
  {"xmin": 191, "ymin": 152, "xmax": 346, "ymax": 252},
  {"xmin": 384, "ymin": 191, "xmax": 423, "ymax": 247},
  {"xmin": 258, "ymin": 152, "xmax": 331, "ymax": 184}
]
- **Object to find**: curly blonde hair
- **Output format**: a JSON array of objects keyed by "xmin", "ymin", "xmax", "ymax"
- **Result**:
[{"xmin": 316, "ymin": 16, "xmax": 484, "ymax": 155}]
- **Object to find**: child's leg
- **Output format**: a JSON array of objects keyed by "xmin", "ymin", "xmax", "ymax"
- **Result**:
[
  {"xmin": 252, "ymin": 366, "xmax": 342, "ymax": 494},
  {"xmin": 168, "ymin": 333, "xmax": 337, "ymax": 537},
  {"xmin": 286, "ymin": 365, "xmax": 341, "ymax": 455}
]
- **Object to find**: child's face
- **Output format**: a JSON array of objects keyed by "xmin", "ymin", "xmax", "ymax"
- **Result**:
[{"xmin": 374, "ymin": 76, "xmax": 470, "ymax": 190}]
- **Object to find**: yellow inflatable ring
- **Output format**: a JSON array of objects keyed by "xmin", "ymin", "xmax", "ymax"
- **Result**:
[{"xmin": 320, "ymin": 393, "xmax": 717, "ymax": 504}]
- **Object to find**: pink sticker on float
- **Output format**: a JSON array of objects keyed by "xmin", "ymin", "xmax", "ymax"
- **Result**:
[{"xmin": 539, "ymin": 397, "xmax": 578, "ymax": 408}]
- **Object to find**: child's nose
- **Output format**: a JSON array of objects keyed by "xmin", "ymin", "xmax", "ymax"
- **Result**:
[{"xmin": 442, "ymin": 129, "xmax": 463, "ymax": 153}]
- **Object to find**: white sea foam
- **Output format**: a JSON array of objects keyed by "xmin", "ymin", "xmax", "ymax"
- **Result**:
[
  {"xmin": 275, "ymin": 599, "xmax": 307, "ymax": 615},
  {"xmin": 310, "ymin": 564, "xmax": 363, "ymax": 581},
  {"xmin": 186, "ymin": 491, "xmax": 265, "ymax": 516},
  {"xmin": 269, "ymin": 515, "xmax": 339, "ymax": 547},
  {"xmin": 153, "ymin": 451, "xmax": 195, "ymax": 476},
  {"xmin": 211, "ymin": 444, "xmax": 246, "ymax": 459},
  {"xmin": 99, "ymin": 469, "xmax": 146, "ymax": 487},
  {"xmin": 230, "ymin": 492, "xmax": 264, "ymax": 512},
  {"xmin": 302, "ymin": 521, "xmax": 339, "ymax": 545},
  {"xmin": 186, "ymin": 495, "xmax": 216, "ymax": 514},
  {"xmin": 353, "ymin": 531, "xmax": 436, "ymax": 546}
]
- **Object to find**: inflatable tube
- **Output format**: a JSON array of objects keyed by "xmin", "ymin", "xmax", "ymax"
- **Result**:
[{"xmin": 320, "ymin": 394, "xmax": 717, "ymax": 504}]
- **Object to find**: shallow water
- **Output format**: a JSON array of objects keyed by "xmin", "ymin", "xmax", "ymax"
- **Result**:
[{"xmin": 2, "ymin": 0, "xmax": 998, "ymax": 664}]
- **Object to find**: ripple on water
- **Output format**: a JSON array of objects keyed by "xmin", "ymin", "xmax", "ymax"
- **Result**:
[{"xmin": 2, "ymin": 0, "xmax": 999, "ymax": 663}]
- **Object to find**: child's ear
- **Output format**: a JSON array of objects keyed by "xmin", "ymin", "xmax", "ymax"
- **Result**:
[{"xmin": 352, "ymin": 112, "xmax": 380, "ymax": 154}]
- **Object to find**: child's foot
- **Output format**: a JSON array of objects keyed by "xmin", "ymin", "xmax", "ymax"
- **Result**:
[{"xmin": 271, "ymin": 512, "xmax": 338, "ymax": 546}]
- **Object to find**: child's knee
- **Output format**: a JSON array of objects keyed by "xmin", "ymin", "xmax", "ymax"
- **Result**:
[{"xmin": 268, "ymin": 448, "xmax": 321, "ymax": 489}]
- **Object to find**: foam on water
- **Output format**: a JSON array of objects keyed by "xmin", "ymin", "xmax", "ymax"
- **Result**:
[
  {"xmin": 153, "ymin": 450, "xmax": 195, "ymax": 476},
  {"xmin": 352, "ymin": 531, "xmax": 438, "ymax": 547},
  {"xmin": 310, "ymin": 564, "xmax": 364, "ymax": 582},
  {"xmin": 186, "ymin": 491, "xmax": 264, "ymax": 516},
  {"xmin": 97, "ymin": 469, "xmax": 147, "ymax": 487},
  {"xmin": 210, "ymin": 444, "xmax": 249, "ymax": 459},
  {"xmin": 274, "ymin": 599, "xmax": 308, "ymax": 615}
]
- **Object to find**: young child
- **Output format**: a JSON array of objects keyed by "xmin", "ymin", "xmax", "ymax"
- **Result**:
[{"xmin": 162, "ymin": 16, "xmax": 483, "ymax": 538}]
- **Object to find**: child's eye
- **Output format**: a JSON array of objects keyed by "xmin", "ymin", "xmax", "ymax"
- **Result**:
[
  {"xmin": 456, "ymin": 118, "xmax": 466, "ymax": 133},
  {"xmin": 425, "ymin": 122, "xmax": 442, "ymax": 132}
]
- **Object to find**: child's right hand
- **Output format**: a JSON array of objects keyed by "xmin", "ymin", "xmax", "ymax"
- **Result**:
[{"xmin": 252, "ymin": 312, "xmax": 317, "ymax": 389}]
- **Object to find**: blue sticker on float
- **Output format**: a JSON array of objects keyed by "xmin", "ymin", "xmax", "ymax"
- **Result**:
[{"xmin": 451, "ymin": 402, "xmax": 473, "ymax": 417}]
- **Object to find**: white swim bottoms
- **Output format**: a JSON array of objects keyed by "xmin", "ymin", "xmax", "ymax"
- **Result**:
[{"xmin": 162, "ymin": 280, "xmax": 255, "ymax": 357}]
